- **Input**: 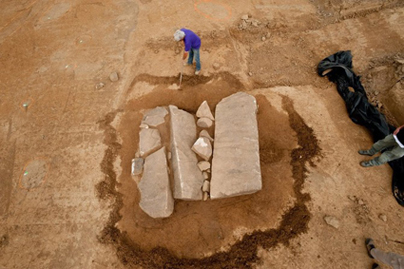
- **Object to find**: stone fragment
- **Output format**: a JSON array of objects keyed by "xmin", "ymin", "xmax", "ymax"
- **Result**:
[
  {"xmin": 109, "ymin": 72, "xmax": 119, "ymax": 82},
  {"xmin": 203, "ymin": 192, "xmax": 209, "ymax": 201},
  {"xmin": 196, "ymin": 101, "xmax": 215, "ymax": 121},
  {"xmin": 210, "ymin": 92, "xmax": 262, "ymax": 199},
  {"xmin": 197, "ymin": 161, "xmax": 210, "ymax": 171},
  {"xmin": 95, "ymin": 82, "xmax": 105, "ymax": 90},
  {"xmin": 248, "ymin": 72, "xmax": 253, "ymax": 76},
  {"xmin": 379, "ymin": 214, "xmax": 387, "ymax": 222},
  {"xmin": 142, "ymin": 106, "xmax": 168, "ymax": 127},
  {"xmin": 139, "ymin": 123, "xmax": 149, "ymax": 129},
  {"xmin": 199, "ymin": 130, "xmax": 214, "ymax": 141},
  {"xmin": 203, "ymin": 171, "xmax": 209, "ymax": 180},
  {"xmin": 197, "ymin": 118, "xmax": 213, "ymax": 128},
  {"xmin": 202, "ymin": 180, "xmax": 210, "ymax": 192},
  {"xmin": 167, "ymin": 151, "xmax": 171, "ymax": 160},
  {"xmin": 138, "ymin": 148, "xmax": 174, "ymax": 218},
  {"xmin": 261, "ymin": 36, "xmax": 266, "ymax": 41},
  {"xmin": 324, "ymin": 215, "xmax": 340, "ymax": 229},
  {"xmin": 192, "ymin": 137, "xmax": 212, "ymax": 161},
  {"xmin": 139, "ymin": 128, "xmax": 162, "ymax": 157},
  {"xmin": 241, "ymin": 14, "xmax": 249, "ymax": 20},
  {"xmin": 131, "ymin": 158, "xmax": 144, "ymax": 176},
  {"xmin": 169, "ymin": 105, "xmax": 204, "ymax": 200},
  {"xmin": 213, "ymin": 63, "xmax": 220, "ymax": 70}
]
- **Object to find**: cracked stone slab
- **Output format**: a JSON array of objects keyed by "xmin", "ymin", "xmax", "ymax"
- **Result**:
[
  {"xmin": 139, "ymin": 128, "xmax": 162, "ymax": 157},
  {"xmin": 210, "ymin": 92, "xmax": 262, "ymax": 199},
  {"xmin": 138, "ymin": 148, "xmax": 174, "ymax": 218},
  {"xmin": 169, "ymin": 105, "xmax": 204, "ymax": 200},
  {"xmin": 141, "ymin": 106, "xmax": 168, "ymax": 127}
]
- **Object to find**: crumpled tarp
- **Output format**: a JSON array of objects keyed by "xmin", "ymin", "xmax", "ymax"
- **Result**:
[{"xmin": 317, "ymin": 50, "xmax": 404, "ymax": 206}]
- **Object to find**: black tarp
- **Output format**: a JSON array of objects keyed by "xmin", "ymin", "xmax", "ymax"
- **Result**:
[{"xmin": 317, "ymin": 50, "xmax": 404, "ymax": 206}]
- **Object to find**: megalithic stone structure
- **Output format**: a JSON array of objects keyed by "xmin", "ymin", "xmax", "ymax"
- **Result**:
[
  {"xmin": 138, "ymin": 147, "xmax": 174, "ymax": 218},
  {"xmin": 210, "ymin": 92, "xmax": 262, "ymax": 199},
  {"xmin": 169, "ymin": 105, "xmax": 204, "ymax": 200}
]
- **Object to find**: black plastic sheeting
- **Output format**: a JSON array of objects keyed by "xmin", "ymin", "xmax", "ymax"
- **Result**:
[{"xmin": 317, "ymin": 50, "xmax": 404, "ymax": 207}]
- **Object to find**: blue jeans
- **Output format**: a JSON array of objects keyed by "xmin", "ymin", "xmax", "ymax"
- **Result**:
[{"xmin": 187, "ymin": 48, "xmax": 201, "ymax": 71}]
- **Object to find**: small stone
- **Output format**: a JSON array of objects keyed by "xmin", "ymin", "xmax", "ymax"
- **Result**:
[
  {"xmin": 167, "ymin": 151, "xmax": 172, "ymax": 160},
  {"xmin": 252, "ymin": 20, "xmax": 259, "ymax": 27},
  {"xmin": 324, "ymin": 215, "xmax": 340, "ymax": 229},
  {"xmin": 374, "ymin": 91, "xmax": 379, "ymax": 96},
  {"xmin": 347, "ymin": 195, "xmax": 356, "ymax": 201},
  {"xmin": 109, "ymin": 72, "xmax": 119, "ymax": 82},
  {"xmin": 241, "ymin": 14, "xmax": 249, "ymax": 20},
  {"xmin": 131, "ymin": 158, "xmax": 144, "ymax": 176},
  {"xmin": 197, "ymin": 161, "xmax": 210, "ymax": 171},
  {"xmin": 261, "ymin": 36, "xmax": 266, "ymax": 41},
  {"xmin": 358, "ymin": 199, "xmax": 364, "ymax": 205},
  {"xmin": 367, "ymin": 73, "xmax": 372, "ymax": 79},
  {"xmin": 377, "ymin": 103, "xmax": 383, "ymax": 109},
  {"xmin": 95, "ymin": 82, "xmax": 105, "ymax": 90},
  {"xmin": 240, "ymin": 21, "xmax": 248, "ymax": 30},
  {"xmin": 192, "ymin": 137, "xmax": 213, "ymax": 161},
  {"xmin": 248, "ymin": 72, "xmax": 253, "ymax": 76},
  {"xmin": 213, "ymin": 62, "xmax": 220, "ymax": 70},
  {"xmin": 203, "ymin": 192, "xmax": 209, "ymax": 201},
  {"xmin": 197, "ymin": 118, "xmax": 213, "ymax": 128},
  {"xmin": 199, "ymin": 130, "xmax": 214, "ymax": 141},
  {"xmin": 379, "ymin": 214, "xmax": 387, "ymax": 222},
  {"xmin": 202, "ymin": 180, "xmax": 210, "ymax": 192},
  {"xmin": 139, "ymin": 123, "xmax": 149, "ymax": 129},
  {"xmin": 196, "ymin": 101, "xmax": 215, "ymax": 121},
  {"xmin": 203, "ymin": 171, "xmax": 209, "ymax": 180}
]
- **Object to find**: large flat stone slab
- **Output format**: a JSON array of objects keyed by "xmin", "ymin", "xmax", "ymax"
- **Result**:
[
  {"xmin": 141, "ymin": 106, "xmax": 168, "ymax": 127},
  {"xmin": 210, "ymin": 92, "xmax": 262, "ymax": 199},
  {"xmin": 138, "ymin": 147, "xmax": 174, "ymax": 218},
  {"xmin": 169, "ymin": 105, "xmax": 204, "ymax": 200}
]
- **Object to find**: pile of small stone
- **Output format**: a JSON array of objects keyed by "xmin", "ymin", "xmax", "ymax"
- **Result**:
[{"xmin": 238, "ymin": 14, "xmax": 261, "ymax": 30}]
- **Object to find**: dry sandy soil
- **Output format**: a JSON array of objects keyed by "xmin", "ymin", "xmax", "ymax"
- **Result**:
[{"xmin": 1, "ymin": 0, "xmax": 404, "ymax": 268}]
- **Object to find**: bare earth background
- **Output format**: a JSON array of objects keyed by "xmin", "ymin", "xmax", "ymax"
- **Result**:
[{"xmin": 1, "ymin": 0, "xmax": 404, "ymax": 268}]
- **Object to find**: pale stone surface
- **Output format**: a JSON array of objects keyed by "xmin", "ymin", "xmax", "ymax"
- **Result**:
[
  {"xmin": 192, "ymin": 137, "xmax": 212, "ymax": 161},
  {"xmin": 197, "ymin": 118, "xmax": 213, "ymax": 128},
  {"xmin": 142, "ymin": 106, "xmax": 168, "ymax": 127},
  {"xmin": 131, "ymin": 158, "xmax": 144, "ymax": 176},
  {"xmin": 199, "ymin": 130, "xmax": 214, "ymax": 141},
  {"xmin": 196, "ymin": 101, "xmax": 215, "ymax": 121},
  {"xmin": 210, "ymin": 92, "xmax": 262, "ymax": 199},
  {"xmin": 138, "ymin": 148, "xmax": 174, "ymax": 218},
  {"xmin": 169, "ymin": 105, "xmax": 204, "ymax": 200},
  {"xmin": 139, "ymin": 128, "xmax": 162, "ymax": 156},
  {"xmin": 203, "ymin": 192, "xmax": 209, "ymax": 201},
  {"xmin": 202, "ymin": 180, "xmax": 210, "ymax": 192},
  {"xmin": 324, "ymin": 215, "xmax": 340, "ymax": 229},
  {"xmin": 197, "ymin": 161, "xmax": 210, "ymax": 171},
  {"xmin": 203, "ymin": 171, "xmax": 209, "ymax": 180},
  {"xmin": 109, "ymin": 72, "xmax": 119, "ymax": 82}
]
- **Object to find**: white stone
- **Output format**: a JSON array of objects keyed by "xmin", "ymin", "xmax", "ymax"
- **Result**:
[
  {"xmin": 203, "ymin": 171, "xmax": 209, "ymax": 180},
  {"xmin": 199, "ymin": 130, "xmax": 214, "ymax": 142},
  {"xmin": 131, "ymin": 158, "xmax": 144, "ymax": 176},
  {"xmin": 142, "ymin": 106, "xmax": 168, "ymax": 127},
  {"xmin": 197, "ymin": 118, "xmax": 213, "ymax": 128},
  {"xmin": 192, "ymin": 137, "xmax": 212, "ymax": 161},
  {"xmin": 197, "ymin": 161, "xmax": 210, "ymax": 171},
  {"xmin": 379, "ymin": 214, "xmax": 387, "ymax": 222},
  {"xmin": 169, "ymin": 105, "xmax": 204, "ymax": 200},
  {"xmin": 203, "ymin": 192, "xmax": 209, "ymax": 201},
  {"xmin": 109, "ymin": 72, "xmax": 119, "ymax": 82},
  {"xmin": 324, "ymin": 215, "xmax": 340, "ymax": 229},
  {"xmin": 210, "ymin": 92, "xmax": 262, "ymax": 199},
  {"xmin": 138, "ymin": 148, "xmax": 174, "ymax": 218},
  {"xmin": 196, "ymin": 101, "xmax": 215, "ymax": 121},
  {"xmin": 241, "ymin": 14, "xmax": 249, "ymax": 20},
  {"xmin": 139, "ymin": 128, "xmax": 162, "ymax": 157},
  {"xmin": 202, "ymin": 180, "xmax": 210, "ymax": 192},
  {"xmin": 95, "ymin": 82, "xmax": 105, "ymax": 90}
]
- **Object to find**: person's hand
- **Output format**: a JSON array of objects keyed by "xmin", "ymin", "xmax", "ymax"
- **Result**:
[{"xmin": 394, "ymin": 125, "xmax": 404, "ymax": 135}]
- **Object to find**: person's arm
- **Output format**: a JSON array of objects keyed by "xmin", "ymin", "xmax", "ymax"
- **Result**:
[
  {"xmin": 182, "ymin": 51, "xmax": 188, "ymax": 60},
  {"xmin": 394, "ymin": 125, "xmax": 404, "ymax": 135}
]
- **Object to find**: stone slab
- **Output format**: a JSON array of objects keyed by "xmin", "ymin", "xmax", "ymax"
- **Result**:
[
  {"xmin": 142, "ymin": 106, "xmax": 168, "ymax": 127},
  {"xmin": 210, "ymin": 92, "xmax": 262, "ymax": 199},
  {"xmin": 139, "ymin": 128, "xmax": 162, "ymax": 157},
  {"xmin": 138, "ymin": 148, "xmax": 174, "ymax": 218},
  {"xmin": 131, "ymin": 158, "xmax": 144, "ymax": 176},
  {"xmin": 169, "ymin": 105, "xmax": 204, "ymax": 200}
]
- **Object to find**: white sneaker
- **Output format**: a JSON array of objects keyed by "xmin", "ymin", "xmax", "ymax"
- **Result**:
[{"xmin": 195, "ymin": 70, "xmax": 200, "ymax": 75}]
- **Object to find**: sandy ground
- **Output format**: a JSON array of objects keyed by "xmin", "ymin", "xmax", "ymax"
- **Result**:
[{"xmin": 1, "ymin": 0, "xmax": 404, "ymax": 268}]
